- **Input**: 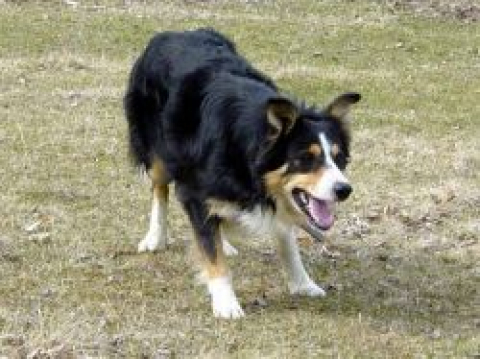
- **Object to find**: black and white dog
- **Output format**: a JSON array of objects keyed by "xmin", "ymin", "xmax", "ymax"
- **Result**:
[{"xmin": 124, "ymin": 28, "xmax": 360, "ymax": 318}]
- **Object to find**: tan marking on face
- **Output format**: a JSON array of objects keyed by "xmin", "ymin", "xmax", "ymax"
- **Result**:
[
  {"xmin": 269, "ymin": 170, "xmax": 327, "ymax": 230},
  {"xmin": 308, "ymin": 144, "xmax": 322, "ymax": 157},
  {"xmin": 285, "ymin": 169, "xmax": 325, "ymax": 193},
  {"xmin": 331, "ymin": 143, "xmax": 340, "ymax": 157},
  {"xmin": 263, "ymin": 164, "xmax": 288, "ymax": 194},
  {"xmin": 264, "ymin": 165, "xmax": 329, "ymax": 230}
]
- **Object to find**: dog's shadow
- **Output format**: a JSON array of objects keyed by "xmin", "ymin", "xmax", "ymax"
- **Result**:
[{"xmin": 229, "ymin": 241, "xmax": 478, "ymax": 337}]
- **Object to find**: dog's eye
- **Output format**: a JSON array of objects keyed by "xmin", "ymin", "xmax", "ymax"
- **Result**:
[
  {"xmin": 298, "ymin": 152, "xmax": 315, "ymax": 164},
  {"xmin": 290, "ymin": 152, "xmax": 317, "ymax": 171}
]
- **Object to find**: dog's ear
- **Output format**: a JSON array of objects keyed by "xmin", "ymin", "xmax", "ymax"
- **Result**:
[
  {"xmin": 324, "ymin": 92, "xmax": 361, "ymax": 119},
  {"xmin": 266, "ymin": 97, "xmax": 299, "ymax": 137}
]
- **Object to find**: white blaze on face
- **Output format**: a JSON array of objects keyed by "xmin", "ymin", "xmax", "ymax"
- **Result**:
[{"xmin": 311, "ymin": 133, "xmax": 350, "ymax": 201}]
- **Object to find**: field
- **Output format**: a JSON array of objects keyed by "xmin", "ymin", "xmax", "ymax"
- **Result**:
[{"xmin": 1, "ymin": 0, "xmax": 479, "ymax": 357}]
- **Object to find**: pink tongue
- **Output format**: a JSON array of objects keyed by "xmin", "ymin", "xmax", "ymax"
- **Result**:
[{"xmin": 308, "ymin": 199, "xmax": 334, "ymax": 229}]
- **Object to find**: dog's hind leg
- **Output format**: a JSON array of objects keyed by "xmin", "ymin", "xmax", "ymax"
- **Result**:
[
  {"xmin": 138, "ymin": 159, "xmax": 169, "ymax": 252},
  {"xmin": 220, "ymin": 222, "xmax": 238, "ymax": 257},
  {"xmin": 277, "ymin": 227, "xmax": 326, "ymax": 297},
  {"xmin": 182, "ymin": 198, "xmax": 244, "ymax": 319}
]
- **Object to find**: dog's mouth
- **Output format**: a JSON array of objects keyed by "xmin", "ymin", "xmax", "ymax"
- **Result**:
[{"xmin": 292, "ymin": 188, "xmax": 335, "ymax": 235}]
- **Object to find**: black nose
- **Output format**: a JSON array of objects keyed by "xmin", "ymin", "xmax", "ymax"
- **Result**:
[{"xmin": 334, "ymin": 182, "xmax": 352, "ymax": 201}]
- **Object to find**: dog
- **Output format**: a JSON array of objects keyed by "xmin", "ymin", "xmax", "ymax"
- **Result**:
[{"xmin": 124, "ymin": 28, "xmax": 361, "ymax": 319}]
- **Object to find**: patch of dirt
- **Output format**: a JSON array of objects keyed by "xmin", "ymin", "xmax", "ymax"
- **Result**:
[{"xmin": 385, "ymin": 0, "xmax": 480, "ymax": 22}]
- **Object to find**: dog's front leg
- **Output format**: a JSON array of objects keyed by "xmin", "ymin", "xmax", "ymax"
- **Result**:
[
  {"xmin": 277, "ymin": 226, "xmax": 326, "ymax": 297},
  {"xmin": 182, "ymin": 199, "xmax": 244, "ymax": 319}
]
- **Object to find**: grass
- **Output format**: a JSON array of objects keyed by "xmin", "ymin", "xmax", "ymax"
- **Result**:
[{"xmin": 1, "ymin": 0, "xmax": 479, "ymax": 357}]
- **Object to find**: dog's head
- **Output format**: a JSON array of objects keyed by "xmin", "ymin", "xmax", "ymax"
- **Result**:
[{"xmin": 261, "ymin": 92, "xmax": 361, "ymax": 240}]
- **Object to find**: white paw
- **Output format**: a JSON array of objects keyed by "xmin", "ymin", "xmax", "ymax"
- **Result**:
[
  {"xmin": 208, "ymin": 277, "xmax": 245, "ymax": 319},
  {"xmin": 222, "ymin": 239, "xmax": 238, "ymax": 257},
  {"xmin": 212, "ymin": 294, "xmax": 245, "ymax": 319},
  {"xmin": 138, "ymin": 229, "xmax": 166, "ymax": 253},
  {"xmin": 289, "ymin": 280, "xmax": 326, "ymax": 297}
]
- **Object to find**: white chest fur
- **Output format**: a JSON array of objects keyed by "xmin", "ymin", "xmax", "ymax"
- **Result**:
[{"xmin": 208, "ymin": 200, "xmax": 284, "ymax": 238}]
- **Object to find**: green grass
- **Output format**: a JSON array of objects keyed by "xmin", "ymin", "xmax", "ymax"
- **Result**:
[{"xmin": 1, "ymin": 0, "xmax": 479, "ymax": 357}]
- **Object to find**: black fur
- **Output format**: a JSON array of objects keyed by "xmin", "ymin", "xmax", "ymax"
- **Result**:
[{"xmin": 124, "ymin": 28, "xmax": 352, "ymax": 260}]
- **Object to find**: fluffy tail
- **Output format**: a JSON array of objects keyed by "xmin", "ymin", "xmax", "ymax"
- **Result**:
[{"xmin": 123, "ymin": 57, "xmax": 166, "ymax": 170}]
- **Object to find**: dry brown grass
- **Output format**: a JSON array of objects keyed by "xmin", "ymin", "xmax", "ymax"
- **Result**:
[{"xmin": 0, "ymin": 0, "xmax": 479, "ymax": 357}]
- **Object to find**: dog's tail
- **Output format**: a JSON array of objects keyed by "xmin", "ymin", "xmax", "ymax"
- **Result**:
[{"xmin": 123, "ymin": 56, "xmax": 166, "ymax": 170}]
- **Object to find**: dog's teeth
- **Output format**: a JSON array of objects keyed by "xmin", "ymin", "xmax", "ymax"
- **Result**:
[{"xmin": 300, "ymin": 192, "xmax": 309, "ymax": 205}]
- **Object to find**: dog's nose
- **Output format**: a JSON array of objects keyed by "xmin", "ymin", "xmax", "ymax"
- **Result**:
[{"xmin": 334, "ymin": 182, "xmax": 352, "ymax": 201}]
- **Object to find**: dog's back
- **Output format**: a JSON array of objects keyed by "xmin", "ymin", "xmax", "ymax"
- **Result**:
[{"xmin": 124, "ymin": 28, "xmax": 275, "ymax": 170}]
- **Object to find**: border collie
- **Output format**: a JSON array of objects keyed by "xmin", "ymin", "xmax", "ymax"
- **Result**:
[{"xmin": 124, "ymin": 28, "xmax": 361, "ymax": 319}]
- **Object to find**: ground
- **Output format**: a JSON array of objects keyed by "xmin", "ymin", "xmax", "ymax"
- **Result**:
[{"xmin": 0, "ymin": 0, "xmax": 479, "ymax": 357}]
